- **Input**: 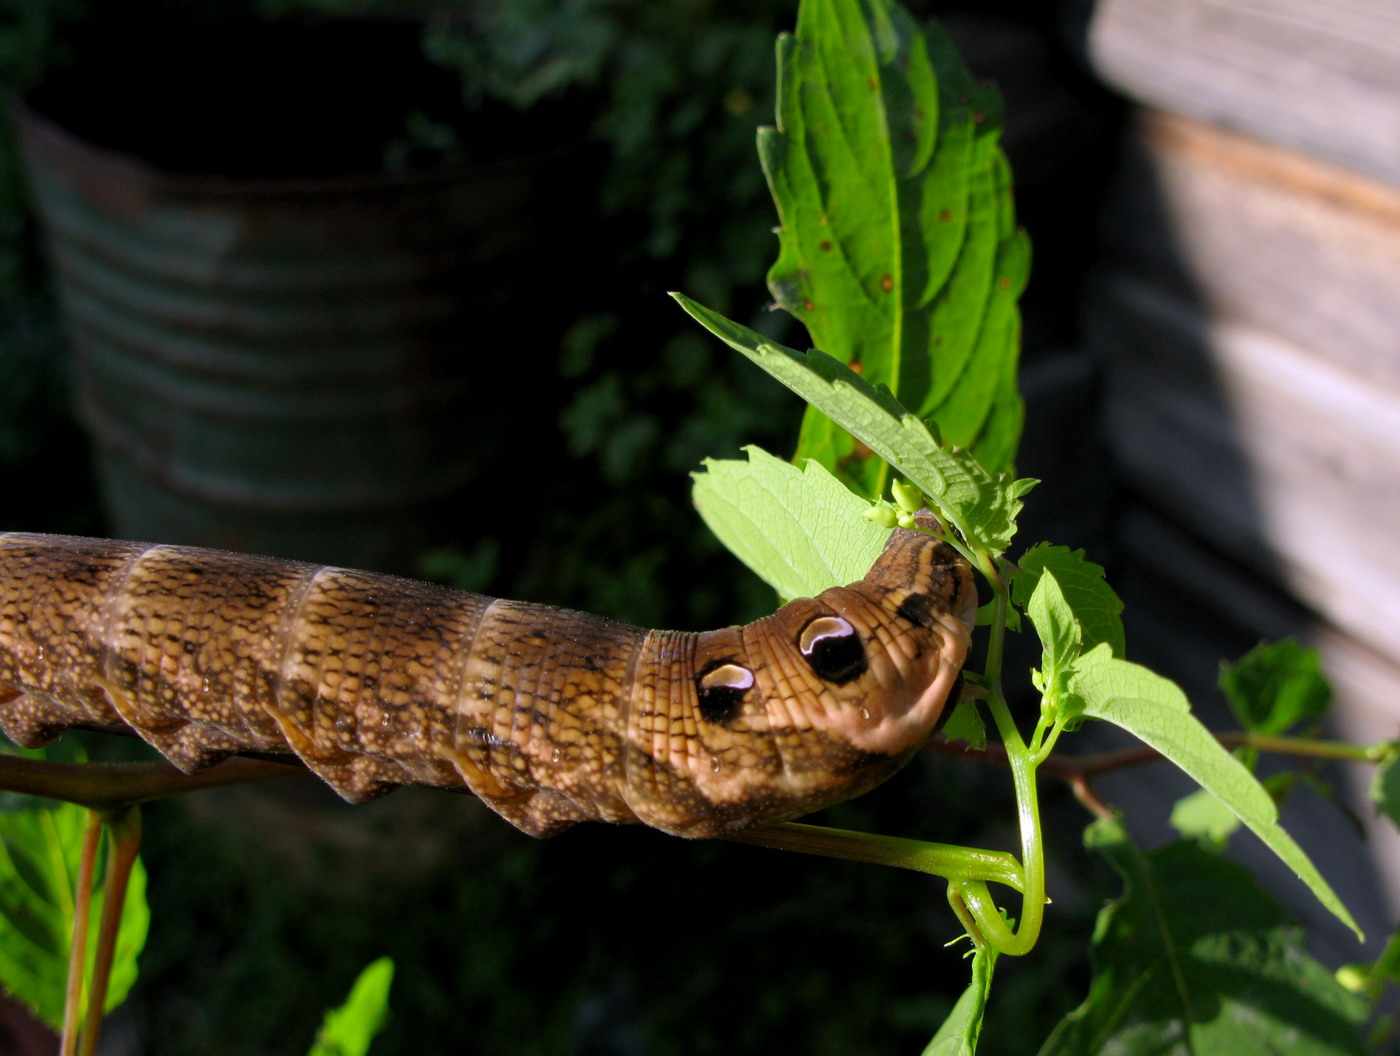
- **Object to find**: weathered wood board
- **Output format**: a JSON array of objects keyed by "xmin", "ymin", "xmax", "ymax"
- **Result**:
[{"xmin": 1089, "ymin": 0, "xmax": 1400, "ymax": 188}]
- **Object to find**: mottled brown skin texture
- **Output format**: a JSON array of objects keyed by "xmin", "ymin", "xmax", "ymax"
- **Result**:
[{"xmin": 0, "ymin": 525, "xmax": 974, "ymax": 837}]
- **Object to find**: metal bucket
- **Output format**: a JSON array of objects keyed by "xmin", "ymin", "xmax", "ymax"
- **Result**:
[{"xmin": 14, "ymin": 77, "xmax": 564, "ymax": 570}]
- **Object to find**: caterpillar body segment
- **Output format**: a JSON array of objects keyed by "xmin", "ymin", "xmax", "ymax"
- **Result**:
[{"xmin": 0, "ymin": 524, "xmax": 975, "ymax": 837}]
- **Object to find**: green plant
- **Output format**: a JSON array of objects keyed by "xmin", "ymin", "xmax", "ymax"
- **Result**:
[{"xmin": 1, "ymin": 1, "xmax": 1399, "ymax": 1053}]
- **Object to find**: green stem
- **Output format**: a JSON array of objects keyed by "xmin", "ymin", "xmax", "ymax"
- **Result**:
[
  {"xmin": 971, "ymin": 557, "xmax": 1045, "ymax": 956},
  {"xmin": 952, "ymin": 880, "xmax": 1020, "ymax": 950},
  {"xmin": 982, "ymin": 691, "xmax": 1045, "ymax": 956},
  {"xmin": 1241, "ymin": 734, "xmax": 1387, "ymax": 764},
  {"xmin": 724, "ymin": 822, "xmax": 1023, "ymax": 890}
]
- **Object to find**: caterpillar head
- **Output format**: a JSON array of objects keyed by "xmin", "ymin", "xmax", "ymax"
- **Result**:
[{"xmin": 631, "ymin": 524, "xmax": 976, "ymax": 837}]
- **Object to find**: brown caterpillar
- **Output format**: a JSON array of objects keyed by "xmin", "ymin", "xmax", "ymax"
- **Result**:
[{"xmin": 0, "ymin": 524, "xmax": 974, "ymax": 837}]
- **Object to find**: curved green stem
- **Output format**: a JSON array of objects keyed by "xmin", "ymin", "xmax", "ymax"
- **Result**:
[
  {"xmin": 950, "ymin": 881, "xmax": 1021, "ymax": 952},
  {"xmin": 963, "ymin": 552, "xmax": 1046, "ymax": 956},
  {"xmin": 725, "ymin": 822, "xmax": 1023, "ymax": 890}
]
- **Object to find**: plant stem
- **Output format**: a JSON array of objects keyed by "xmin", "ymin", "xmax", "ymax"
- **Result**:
[
  {"xmin": 982, "ymin": 690, "xmax": 1045, "ymax": 956},
  {"xmin": 59, "ymin": 811, "xmax": 103, "ymax": 1056},
  {"xmin": 0, "ymin": 754, "xmax": 302, "ymax": 811},
  {"xmin": 1241, "ymin": 733, "xmax": 1386, "ymax": 764},
  {"xmin": 725, "ymin": 821, "xmax": 1023, "ymax": 890},
  {"xmin": 78, "ymin": 808, "xmax": 141, "ymax": 1056},
  {"xmin": 926, "ymin": 730, "xmax": 1389, "ymax": 780},
  {"xmin": 970, "ymin": 556, "xmax": 1045, "ymax": 955}
]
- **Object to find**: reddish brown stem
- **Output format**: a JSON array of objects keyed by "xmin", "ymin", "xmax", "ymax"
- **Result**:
[
  {"xmin": 59, "ymin": 811, "xmax": 103, "ymax": 1056},
  {"xmin": 925, "ymin": 729, "xmax": 1372, "ymax": 820},
  {"xmin": 78, "ymin": 809, "xmax": 141, "ymax": 1056},
  {"xmin": 0, "ymin": 755, "xmax": 304, "ymax": 812}
]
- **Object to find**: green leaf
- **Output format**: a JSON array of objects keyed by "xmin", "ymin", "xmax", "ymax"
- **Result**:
[
  {"xmin": 1370, "ymin": 750, "xmax": 1400, "ymax": 830},
  {"xmin": 308, "ymin": 956, "xmax": 395, "ymax": 1056},
  {"xmin": 939, "ymin": 700, "xmax": 986, "ymax": 751},
  {"xmin": 0, "ymin": 801, "xmax": 149, "ymax": 1027},
  {"xmin": 762, "ymin": 0, "xmax": 1028, "ymax": 495},
  {"xmin": 691, "ymin": 446, "xmax": 892, "ymax": 599},
  {"xmin": 922, "ymin": 947, "xmax": 997, "ymax": 1056},
  {"xmin": 1011, "ymin": 544, "xmax": 1124, "ymax": 658},
  {"xmin": 1039, "ymin": 819, "xmax": 1367, "ymax": 1056},
  {"xmin": 671, "ymin": 293, "xmax": 1033, "ymax": 557},
  {"xmin": 1024, "ymin": 569, "xmax": 1079, "ymax": 696},
  {"xmin": 1169, "ymin": 788, "xmax": 1241, "ymax": 848},
  {"xmin": 1220, "ymin": 639, "xmax": 1333, "ymax": 735},
  {"xmin": 1067, "ymin": 645, "xmax": 1361, "ymax": 939}
]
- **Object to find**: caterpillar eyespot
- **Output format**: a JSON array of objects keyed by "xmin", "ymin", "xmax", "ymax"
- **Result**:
[
  {"xmin": 0, "ymin": 520, "xmax": 975, "ymax": 838},
  {"xmin": 695, "ymin": 662, "xmax": 754, "ymax": 725},
  {"xmin": 796, "ymin": 615, "xmax": 867, "ymax": 684}
]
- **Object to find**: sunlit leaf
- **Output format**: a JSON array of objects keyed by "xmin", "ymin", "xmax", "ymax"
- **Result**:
[
  {"xmin": 1067, "ymin": 646, "xmax": 1360, "ymax": 939},
  {"xmin": 1012, "ymin": 544, "xmax": 1124, "ymax": 658},
  {"xmin": 762, "ymin": 0, "xmax": 1027, "ymax": 494},
  {"xmin": 672, "ymin": 294, "xmax": 1032, "ymax": 558},
  {"xmin": 691, "ymin": 446, "xmax": 891, "ymax": 599}
]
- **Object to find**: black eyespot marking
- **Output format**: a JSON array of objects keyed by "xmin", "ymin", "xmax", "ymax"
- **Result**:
[
  {"xmin": 896, "ymin": 592, "xmax": 935, "ymax": 628},
  {"xmin": 696, "ymin": 661, "xmax": 754, "ymax": 724},
  {"xmin": 797, "ymin": 615, "xmax": 867, "ymax": 685}
]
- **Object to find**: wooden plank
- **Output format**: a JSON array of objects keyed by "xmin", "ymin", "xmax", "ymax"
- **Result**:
[
  {"xmin": 1088, "ymin": 274, "xmax": 1400, "ymax": 663},
  {"xmin": 1089, "ymin": 0, "xmax": 1400, "ymax": 187},
  {"xmin": 1099, "ymin": 113, "xmax": 1400, "ymax": 390}
]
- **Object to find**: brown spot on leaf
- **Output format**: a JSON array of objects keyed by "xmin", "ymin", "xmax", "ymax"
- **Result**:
[
  {"xmin": 939, "ymin": 209, "xmax": 952, "ymax": 222},
  {"xmin": 848, "ymin": 360, "xmax": 864, "ymax": 375},
  {"xmin": 820, "ymin": 240, "xmax": 832, "ymax": 252},
  {"xmin": 803, "ymin": 300, "xmax": 816, "ymax": 312},
  {"xmin": 880, "ymin": 275, "xmax": 893, "ymax": 292},
  {"xmin": 999, "ymin": 277, "xmax": 1012, "ymax": 289}
]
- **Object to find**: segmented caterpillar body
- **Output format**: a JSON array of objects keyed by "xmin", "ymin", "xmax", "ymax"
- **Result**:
[{"xmin": 0, "ymin": 525, "xmax": 974, "ymax": 837}]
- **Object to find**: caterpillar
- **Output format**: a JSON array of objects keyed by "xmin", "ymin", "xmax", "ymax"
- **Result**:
[{"xmin": 0, "ymin": 524, "xmax": 974, "ymax": 838}]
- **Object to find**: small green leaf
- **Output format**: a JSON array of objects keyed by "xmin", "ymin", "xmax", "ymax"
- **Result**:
[
  {"xmin": 1169, "ymin": 788, "xmax": 1241, "ymax": 848},
  {"xmin": 0, "ymin": 801, "xmax": 149, "ymax": 1028},
  {"xmin": 1039, "ymin": 820, "xmax": 1367, "ymax": 1056},
  {"xmin": 672, "ymin": 293, "xmax": 1033, "ymax": 557},
  {"xmin": 691, "ymin": 446, "xmax": 892, "ymax": 599},
  {"xmin": 922, "ymin": 946, "xmax": 997, "ymax": 1056},
  {"xmin": 1024, "ymin": 569, "xmax": 1079, "ymax": 695},
  {"xmin": 1067, "ymin": 645, "xmax": 1361, "ymax": 939},
  {"xmin": 1011, "ymin": 544, "xmax": 1124, "ymax": 657},
  {"xmin": 1220, "ymin": 639, "xmax": 1333, "ymax": 735},
  {"xmin": 1370, "ymin": 750, "xmax": 1400, "ymax": 830},
  {"xmin": 939, "ymin": 700, "xmax": 986, "ymax": 751},
  {"xmin": 308, "ymin": 956, "xmax": 395, "ymax": 1056}
]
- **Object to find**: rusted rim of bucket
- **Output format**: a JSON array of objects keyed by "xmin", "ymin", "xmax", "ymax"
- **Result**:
[
  {"xmin": 77, "ymin": 391, "xmax": 480, "ymax": 512},
  {"xmin": 11, "ymin": 95, "xmax": 589, "ymax": 201}
]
